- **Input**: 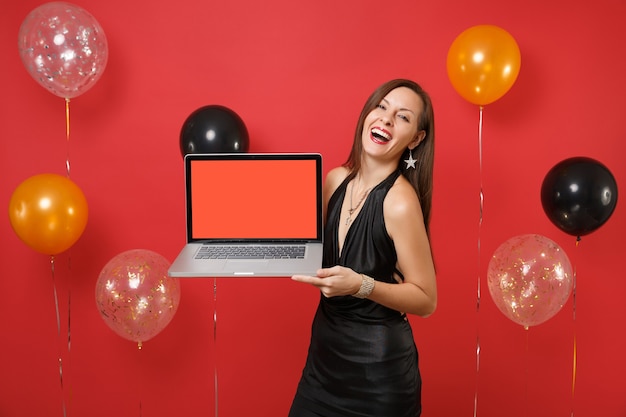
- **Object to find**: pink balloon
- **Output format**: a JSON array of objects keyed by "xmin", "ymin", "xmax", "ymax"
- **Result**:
[
  {"xmin": 18, "ymin": 2, "xmax": 108, "ymax": 99},
  {"xmin": 95, "ymin": 250, "xmax": 181, "ymax": 346},
  {"xmin": 487, "ymin": 234, "xmax": 573, "ymax": 328}
]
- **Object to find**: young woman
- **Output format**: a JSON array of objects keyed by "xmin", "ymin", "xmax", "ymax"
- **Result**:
[{"xmin": 289, "ymin": 79, "xmax": 438, "ymax": 417}]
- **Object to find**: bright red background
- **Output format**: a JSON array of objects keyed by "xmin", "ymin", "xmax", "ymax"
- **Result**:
[{"xmin": 1, "ymin": 1, "xmax": 625, "ymax": 416}]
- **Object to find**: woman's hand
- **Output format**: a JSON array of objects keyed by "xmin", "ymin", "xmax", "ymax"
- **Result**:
[{"xmin": 292, "ymin": 266, "xmax": 362, "ymax": 298}]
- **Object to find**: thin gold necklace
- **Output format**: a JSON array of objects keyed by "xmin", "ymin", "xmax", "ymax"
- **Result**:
[{"xmin": 346, "ymin": 180, "xmax": 372, "ymax": 226}]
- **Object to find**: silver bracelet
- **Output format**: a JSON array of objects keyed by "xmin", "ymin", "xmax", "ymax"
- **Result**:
[{"xmin": 353, "ymin": 274, "xmax": 375, "ymax": 299}]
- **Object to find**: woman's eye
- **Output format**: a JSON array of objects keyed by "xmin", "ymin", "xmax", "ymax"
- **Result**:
[
  {"xmin": 398, "ymin": 114, "xmax": 410, "ymax": 122},
  {"xmin": 377, "ymin": 104, "xmax": 386, "ymax": 110}
]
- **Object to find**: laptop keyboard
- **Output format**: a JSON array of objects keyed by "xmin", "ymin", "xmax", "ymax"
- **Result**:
[{"xmin": 195, "ymin": 245, "xmax": 306, "ymax": 260}]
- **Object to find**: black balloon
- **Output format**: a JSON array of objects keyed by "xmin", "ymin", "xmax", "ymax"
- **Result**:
[
  {"xmin": 180, "ymin": 105, "xmax": 249, "ymax": 157},
  {"xmin": 541, "ymin": 156, "xmax": 618, "ymax": 237}
]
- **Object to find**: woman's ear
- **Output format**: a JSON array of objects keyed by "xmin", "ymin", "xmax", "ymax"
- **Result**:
[{"xmin": 409, "ymin": 130, "xmax": 427, "ymax": 150}]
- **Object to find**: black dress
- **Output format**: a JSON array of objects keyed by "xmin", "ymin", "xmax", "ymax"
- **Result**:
[{"xmin": 289, "ymin": 170, "xmax": 421, "ymax": 417}]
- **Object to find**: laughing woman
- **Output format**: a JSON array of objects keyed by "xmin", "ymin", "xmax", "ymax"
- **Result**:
[{"xmin": 289, "ymin": 79, "xmax": 438, "ymax": 417}]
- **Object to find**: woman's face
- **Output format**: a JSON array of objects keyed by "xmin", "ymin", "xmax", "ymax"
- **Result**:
[{"xmin": 361, "ymin": 86, "xmax": 424, "ymax": 163}]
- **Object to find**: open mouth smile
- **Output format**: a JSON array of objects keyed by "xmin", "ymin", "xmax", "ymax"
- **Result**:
[{"xmin": 370, "ymin": 127, "xmax": 391, "ymax": 144}]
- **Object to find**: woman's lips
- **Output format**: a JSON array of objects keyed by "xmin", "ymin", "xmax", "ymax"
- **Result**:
[{"xmin": 370, "ymin": 127, "xmax": 391, "ymax": 144}]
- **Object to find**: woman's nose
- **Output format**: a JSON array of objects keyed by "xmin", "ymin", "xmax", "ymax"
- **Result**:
[{"xmin": 380, "ymin": 113, "xmax": 392, "ymax": 125}]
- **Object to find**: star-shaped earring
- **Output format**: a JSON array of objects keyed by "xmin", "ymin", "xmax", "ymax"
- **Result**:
[{"xmin": 404, "ymin": 149, "xmax": 417, "ymax": 169}]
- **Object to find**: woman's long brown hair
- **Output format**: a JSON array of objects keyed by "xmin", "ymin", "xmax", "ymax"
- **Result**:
[{"xmin": 344, "ymin": 79, "xmax": 435, "ymax": 235}]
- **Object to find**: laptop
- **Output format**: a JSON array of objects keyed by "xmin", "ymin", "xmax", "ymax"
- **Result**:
[{"xmin": 168, "ymin": 153, "xmax": 323, "ymax": 277}]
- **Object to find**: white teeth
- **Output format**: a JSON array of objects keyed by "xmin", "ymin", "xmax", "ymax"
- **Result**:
[{"xmin": 372, "ymin": 128, "xmax": 391, "ymax": 141}]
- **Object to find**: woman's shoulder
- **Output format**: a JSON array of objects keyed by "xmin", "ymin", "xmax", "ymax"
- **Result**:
[
  {"xmin": 325, "ymin": 166, "xmax": 350, "ymax": 188},
  {"xmin": 322, "ymin": 166, "xmax": 350, "ymax": 203},
  {"xmin": 385, "ymin": 174, "xmax": 422, "ymax": 217}
]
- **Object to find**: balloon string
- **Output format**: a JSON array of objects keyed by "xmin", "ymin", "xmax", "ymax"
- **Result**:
[
  {"xmin": 214, "ymin": 277, "xmax": 219, "ymax": 417},
  {"xmin": 65, "ymin": 98, "xmax": 71, "ymax": 177},
  {"xmin": 66, "ymin": 255, "xmax": 73, "ymax": 410},
  {"xmin": 62, "ymin": 98, "xmax": 73, "ymax": 411},
  {"xmin": 574, "ymin": 237, "xmax": 580, "ymax": 321},
  {"xmin": 473, "ymin": 105, "xmax": 484, "ymax": 417},
  {"xmin": 137, "ymin": 347, "xmax": 143, "ymax": 417},
  {"xmin": 51, "ymin": 256, "xmax": 61, "ymax": 337},
  {"xmin": 571, "ymin": 334, "xmax": 577, "ymax": 417},
  {"xmin": 477, "ymin": 105, "xmax": 484, "ymax": 310},
  {"xmin": 478, "ymin": 105, "xmax": 484, "ymax": 226},
  {"xmin": 64, "ymin": 97, "xmax": 73, "ymax": 392},
  {"xmin": 571, "ymin": 237, "xmax": 580, "ymax": 417},
  {"xmin": 525, "ymin": 328, "xmax": 530, "ymax": 417},
  {"xmin": 473, "ymin": 335, "xmax": 480, "ymax": 417},
  {"xmin": 477, "ymin": 105, "xmax": 484, "ymax": 308},
  {"xmin": 51, "ymin": 256, "xmax": 68, "ymax": 417},
  {"xmin": 67, "ymin": 256, "xmax": 72, "ymax": 353}
]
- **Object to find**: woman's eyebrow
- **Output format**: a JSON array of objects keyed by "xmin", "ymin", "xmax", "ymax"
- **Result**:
[{"xmin": 382, "ymin": 98, "xmax": 416, "ymax": 115}]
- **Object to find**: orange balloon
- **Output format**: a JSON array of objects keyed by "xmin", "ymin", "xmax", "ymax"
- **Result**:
[
  {"xmin": 447, "ymin": 25, "xmax": 521, "ymax": 106},
  {"xmin": 8, "ymin": 173, "xmax": 88, "ymax": 255}
]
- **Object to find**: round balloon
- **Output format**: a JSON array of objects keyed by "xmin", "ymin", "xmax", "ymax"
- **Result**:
[
  {"xmin": 18, "ymin": 2, "xmax": 108, "ymax": 99},
  {"xmin": 95, "ymin": 249, "xmax": 181, "ymax": 346},
  {"xmin": 447, "ymin": 25, "xmax": 521, "ymax": 106},
  {"xmin": 180, "ymin": 105, "xmax": 250, "ymax": 158},
  {"xmin": 8, "ymin": 173, "xmax": 88, "ymax": 255},
  {"xmin": 487, "ymin": 234, "xmax": 573, "ymax": 328},
  {"xmin": 541, "ymin": 157, "xmax": 618, "ymax": 237}
]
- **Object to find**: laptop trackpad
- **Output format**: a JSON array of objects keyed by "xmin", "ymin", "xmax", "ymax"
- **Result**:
[{"xmin": 223, "ymin": 259, "xmax": 269, "ymax": 274}]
